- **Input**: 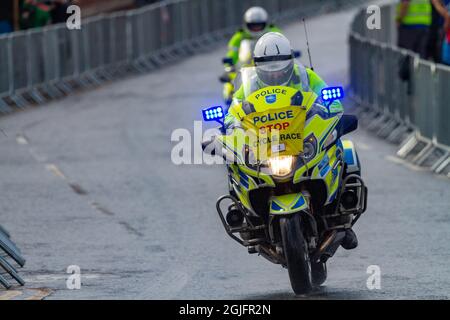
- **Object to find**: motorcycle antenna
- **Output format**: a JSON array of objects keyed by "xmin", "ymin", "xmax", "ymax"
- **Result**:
[{"xmin": 303, "ymin": 18, "xmax": 314, "ymax": 71}]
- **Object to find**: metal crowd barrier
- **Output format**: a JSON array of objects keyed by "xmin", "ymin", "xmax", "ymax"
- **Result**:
[
  {"xmin": 0, "ymin": 0, "xmax": 369, "ymax": 114},
  {"xmin": 349, "ymin": 4, "xmax": 450, "ymax": 177},
  {"xmin": 0, "ymin": 224, "xmax": 26, "ymax": 289}
]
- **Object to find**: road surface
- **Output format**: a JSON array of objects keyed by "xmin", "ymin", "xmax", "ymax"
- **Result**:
[{"xmin": 1, "ymin": 3, "xmax": 449, "ymax": 299}]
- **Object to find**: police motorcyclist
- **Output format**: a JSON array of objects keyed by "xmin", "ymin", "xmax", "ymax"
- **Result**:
[
  {"xmin": 221, "ymin": 7, "xmax": 281, "ymax": 75},
  {"xmin": 225, "ymin": 32, "xmax": 358, "ymax": 250}
]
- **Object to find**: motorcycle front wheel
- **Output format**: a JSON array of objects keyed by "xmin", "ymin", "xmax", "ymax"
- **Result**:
[{"xmin": 280, "ymin": 214, "xmax": 313, "ymax": 295}]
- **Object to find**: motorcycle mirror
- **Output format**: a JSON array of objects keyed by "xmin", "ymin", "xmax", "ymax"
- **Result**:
[
  {"xmin": 219, "ymin": 73, "xmax": 231, "ymax": 83},
  {"xmin": 321, "ymin": 86, "xmax": 344, "ymax": 114},
  {"xmin": 293, "ymin": 50, "xmax": 302, "ymax": 58},
  {"xmin": 222, "ymin": 57, "xmax": 233, "ymax": 65},
  {"xmin": 338, "ymin": 114, "xmax": 358, "ymax": 136}
]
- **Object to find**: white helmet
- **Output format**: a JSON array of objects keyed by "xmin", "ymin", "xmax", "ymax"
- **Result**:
[
  {"xmin": 253, "ymin": 32, "xmax": 295, "ymax": 86},
  {"xmin": 244, "ymin": 7, "xmax": 269, "ymax": 38}
]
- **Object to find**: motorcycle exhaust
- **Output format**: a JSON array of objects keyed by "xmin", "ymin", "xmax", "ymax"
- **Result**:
[
  {"xmin": 312, "ymin": 230, "xmax": 346, "ymax": 263},
  {"xmin": 252, "ymin": 245, "xmax": 284, "ymax": 265}
]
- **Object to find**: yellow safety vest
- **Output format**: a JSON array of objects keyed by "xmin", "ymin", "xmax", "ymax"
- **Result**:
[{"xmin": 397, "ymin": 0, "xmax": 432, "ymax": 26}]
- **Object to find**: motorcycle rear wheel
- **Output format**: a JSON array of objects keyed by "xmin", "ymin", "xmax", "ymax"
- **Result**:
[{"xmin": 280, "ymin": 214, "xmax": 313, "ymax": 295}]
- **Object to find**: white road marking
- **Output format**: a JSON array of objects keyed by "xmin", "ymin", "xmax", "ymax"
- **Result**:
[
  {"xmin": 16, "ymin": 134, "xmax": 28, "ymax": 145},
  {"xmin": 45, "ymin": 164, "xmax": 67, "ymax": 180}
]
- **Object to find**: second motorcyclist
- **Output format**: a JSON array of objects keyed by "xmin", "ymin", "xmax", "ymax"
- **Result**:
[
  {"xmin": 220, "ymin": 7, "xmax": 282, "ymax": 106},
  {"xmin": 224, "ymin": 7, "xmax": 282, "ymax": 68}
]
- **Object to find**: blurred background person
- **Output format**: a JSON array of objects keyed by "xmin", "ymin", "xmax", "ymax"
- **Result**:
[
  {"xmin": 223, "ymin": 7, "xmax": 281, "ymax": 69},
  {"xmin": 396, "ymin": 0, "xmax": 432, "ymax": 57},
  {"xmin": 3, "ymin": 0, "xmax": 157, "ymax": 33},
  {"xmin": 49, "ymin": 0, "xmax": 73, "ymax": 24},
  {"xmin": 0, "ymin": 0, "xmax": 14, "ymax": 34},
  {"xmin": 426, "ymin": 0, "xmax": 450, "ymax": 62},
  {"xmin": 441, "ymin": 1, "xmax": 450, "ymax": 64},
  {"xmin": 20, "ymin": 0, "xmax": 51, "ymax": 30}
]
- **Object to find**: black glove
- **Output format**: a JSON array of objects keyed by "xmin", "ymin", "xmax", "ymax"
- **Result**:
[{"xmin": 219, "ymin": 72, "xmax": 231, "ymax": 83}]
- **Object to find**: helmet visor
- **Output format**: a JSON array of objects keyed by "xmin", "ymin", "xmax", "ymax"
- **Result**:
[
  {"xmin": 247, "ymin": 22, "xmax": 266, "ymax": 32},
  {"xmin": 255, "ymin": 59, "xmax": 294, "ymax": 86}
]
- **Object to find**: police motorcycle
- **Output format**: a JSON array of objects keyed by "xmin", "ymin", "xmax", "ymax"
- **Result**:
[
  {"xmin": 219, "ymin": 40, "xmax": 301, "ymax": 108},
  {"xmin": 203, "ymin": 63, "xmax": 367, "ymax": 294}
]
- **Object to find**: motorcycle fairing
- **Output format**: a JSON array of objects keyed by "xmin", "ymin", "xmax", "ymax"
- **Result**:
[
  {"xmin": 292, "ymin": 114, "xmax": 341, "ymax": 181},
  {"xmin": 312, "ymin": 144, "xmax": 343, "ymax": 205},
  {"xmin": 228, "ymin": 166, "xmax": 267, "ymax": 210},
  {"xmin": 342, "ymin": 140, "xmax": 360, "ymax": 174},
  {"xmin": 301, "ymin": 115, "xmax": 341, "ymax": 169},
  {"xmin": 269, "ymin": 193, "xmax": 308, "ymax": 215}
]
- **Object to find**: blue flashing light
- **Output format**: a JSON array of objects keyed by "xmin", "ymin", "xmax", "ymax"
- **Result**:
[
  {"xmin": 321, "ymin": 87, "xmax": 344, "ymax": 102},
  {"xmin": 202, "ymin": 106, "xmax": 225, "ymax": 122}
]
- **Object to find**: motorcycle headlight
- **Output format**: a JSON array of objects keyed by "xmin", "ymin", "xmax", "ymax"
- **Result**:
[{"xmin": 268, "ymin": 156, "xmax": 295, "ymax": 177}]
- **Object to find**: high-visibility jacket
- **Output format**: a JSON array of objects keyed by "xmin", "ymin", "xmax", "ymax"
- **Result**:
[
  {"xmin": 397, "ymin": 0, "xmax": 432, "ymax": 26},
  {"xmin": 225, "ymin": 64, "xmax": 344, "ymax": 127}
]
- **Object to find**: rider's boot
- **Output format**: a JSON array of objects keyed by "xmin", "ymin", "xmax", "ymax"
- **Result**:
[{"xmin": 341, "ymin": 228, "xmax": 358, "ymax": 250}]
